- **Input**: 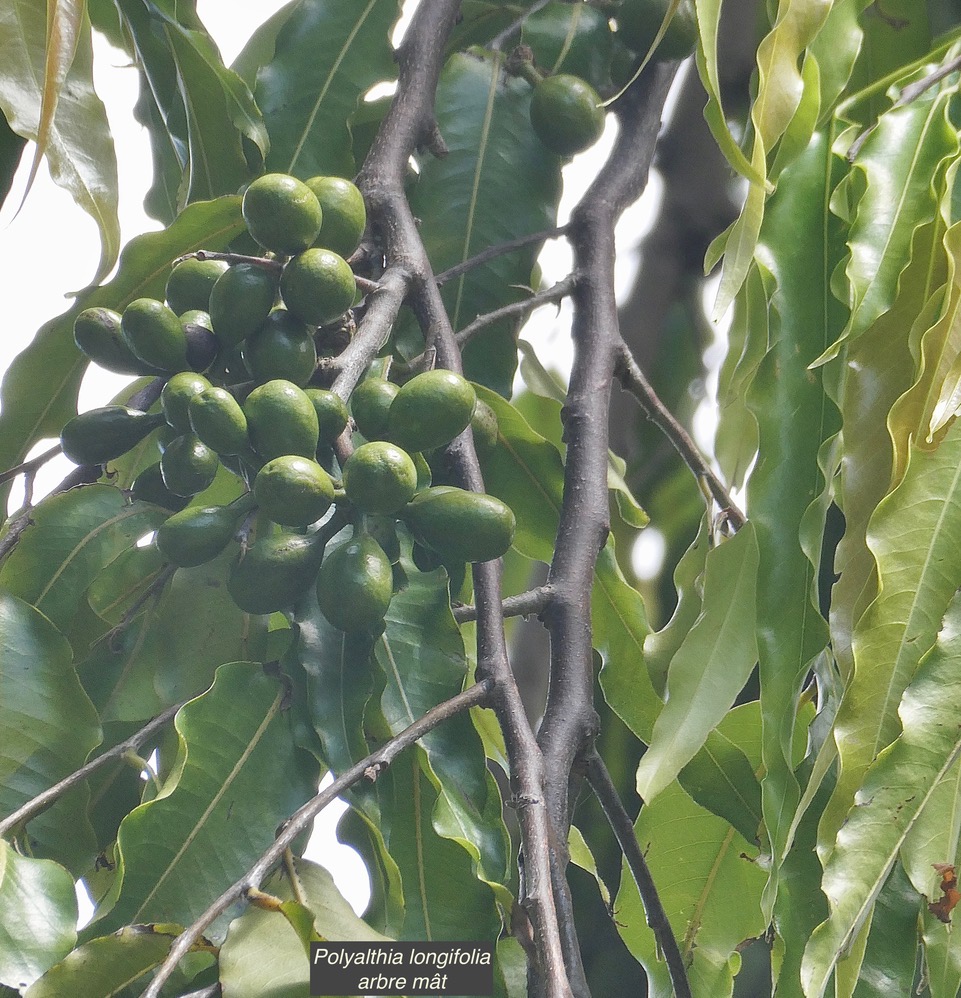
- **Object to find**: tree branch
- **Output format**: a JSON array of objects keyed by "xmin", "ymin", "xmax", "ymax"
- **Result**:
[
  {"xmin": 452, "ymin": 584, "xmax": 553, "ymax": 623},
  {"xmin": 613, "ymin": 340, "xmax": 745, "ymax": 529},
  {"xmin": 434, "ymin": 226, "xmax": 568, "ymax": 287},
  {"xmin": 584, "ymin": 750, "xmax": 691, "ymax": 998},
  {"xmin": 140, "ymin": 680, "xmax": 494, "ymax": 998},
  {"xmin": 0, "ymin": 443, "xmax": 62, "ymax": 486}
]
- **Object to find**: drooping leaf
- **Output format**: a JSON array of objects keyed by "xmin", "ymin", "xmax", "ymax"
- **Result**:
[
  {"xmin": 0, "ymin": 592, "xmax": 100, "ymax": 873},
  {"xmin": 0, "ymin": 0, "xmax": 119, "ymax": 283},
  {"xmin": 0, "ymin": 843, "xmax": 77, "ymax": 992}
]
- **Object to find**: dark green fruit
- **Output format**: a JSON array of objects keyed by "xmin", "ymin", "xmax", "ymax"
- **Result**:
[
  {"xmin": 188, "ymin": 387, "xmax": 248, "ymax": 455},
  {"xmin": 242, "ymin": 309, "xmax": 317, "ymax": 386},
  {"xmin": 155, "ymin": 494, "xmax": 256, "ymax": 568},
  {"xmin": 305, "ymin": 388, "xmax": 349, "ymax": 446},
  {"xmin": 165, "ymin": 258, "xmax": 228, "ymax": 314},
  {"xmin": 129, "ymin": 461, "xmax": 190, "ymax": 511},
  {"xmin": 244, "ymin": 379, "xmax": 319, "ymax": 461},
  {"xmin": 388, "ymin": 369, "xmax": 477, "ymax": 453},
  {"xmin": 305, "ymin": 176, "xmax": 367, "ymax": 257},
  {"xmin": 253, "ymin": 455, "xmax": 335, "ymax": 527},
  {"xmin": 160, "ymin": 433, "xmax": 219, "ymax": 496},
  {"xmin": 161, "ymin": 372, "xmax": 212, "ymax": 433},
  {"xmin": 228, "ymin": 529, "xmax": 327, "ymax": 614},
  {"xmin": 401, "ymin": 486, "xmax": 515, "ymax": 563},
  {"xmin": 343, "ymin": 441, "xmax": 418, "ymax": 515},
  {"xmin": 350, "ymin": 377, "xmax": 398, "ymax": 440},
  {"xmin": 60, "ymin": 407, "xmax": 166, "ymax": 465},
  {"xmin": 242, "ymin": 173, "xmax": 323, "ymax": 254},
  {"xmin": 209, "ymin": 264, "xmax": 278, "ymax": 347},
  {"xmin": 280, "ymin": 248, "xmax": 356, "ymax": 326},
  {"xmin": 529, "ymin": 74, "xmax": 605, "ymax": 156},
  {"xmin": 616, "ymin": 0, "xmax": 697, "ymax": 61},
  {"xmin": 180, "ymin": 309, "xmax": 218, "ymax": 372},
  {"xmin": 316, "ymin": 534, "xmax": 393, "ymax": 632},
  {"xmin": 73, "ymin": 307, "xmax": 159, "ymax": 376},
  {"xmin": 121, "ymin": 298, "xmax": 190, "ymax": 372},
  {"xmin": 470, "ymin": 398, "xmax": 499, "ymax": 455}
]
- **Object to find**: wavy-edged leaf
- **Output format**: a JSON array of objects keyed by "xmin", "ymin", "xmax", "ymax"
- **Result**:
[
  {"xmin": 819, "ymin": 417, "xmax": 961, "ymax": 858},
  {"xmin": 0, "ymin": 486, "xmax": 165, "ymax": 632},
  {"xmin": 803, "ymin": 591, "xmax": 961, "ymax": 997},
  {"xmin": 614, "ymin": 780, "xmax": 767, "ymax": 998},
  {"xmin": 634, "ymin": 523, "xmax": 758, "ymax": 803},
  {"xmin": 408, "ymin": 50, "xmax": 562, "ymax": 395},
  {"xmin": 0, "ymin": 843, "xmax": 77, "ymax": 991},
  {"xmin": 104, "ymin": 662, "xmax": 318, "ymax": 933},
  {"xmin": 0, "ymin": 592, "xmax": 100, "ymax": 872},
  {"xmin": 0, "ymin": 0, "xmax": 118, "ymax": 283},
  {"xmin": 0, "ymin": 195, "xmax": 243, "ymax": 518},
  {"xmin": 254, "ymin": 0, "xmax": 399, "ymax": 180}
]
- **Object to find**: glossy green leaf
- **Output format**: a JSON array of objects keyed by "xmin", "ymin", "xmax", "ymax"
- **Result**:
[
  {"xmin": 407, "ymin": 50, "xmax": 562, "ymax": 395},
  {"xmin": 806, "ymin": 0, "xmax": 863, "ymax": 119},
  {"xmin": 0, "ymin": 592, "xmax": 100, "ymax": 872},
  {"xmin": 0, "ymin": 195, "xmax": 244, "ymax": 519},
  {"xmin": 614, "ymin": 781, "xmax": 767, "ymax": 998},
  {"xmin": 24, "ymin": 924, "xmax": 186, "ymax": 997},
  {"xmin": 568, "ymin": 824, "xmax": 610, "ymax": 908},
  {"xmin": 519, "ymin": 1, "xmax": 612, "ymax": 89},
  {"xmin": 0, "ymin": 0, "xmax": 119, "ymax": 283},
  {"xmin": 0, "ymin": 843, "xmax": 77, "ymax": 991},
  {"xmin": 254, "ymin": 0, "xmax": 399, "ymax": 179},
  {"xmin": 820, "ymin": 416, "xmax": 961, "ymax": 857},
  {"xmin": 0, "ymin": 486, "xmax": 165, "ymax": 632},
  {"xmin": 803, "ymin": 591, "xmax": 961, "ymax": 997},
  {"xmin": 105, "ymin": 662, "xmax": 318, "ymax": 933},
  {"xmin": 634, "ymin": 523, "xmax": 758, "ymax": 803}
]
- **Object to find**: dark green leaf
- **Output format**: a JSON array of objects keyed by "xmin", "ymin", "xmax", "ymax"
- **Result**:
[{"xmin": 520, "ymin": 1, "xmax": 612, "ymax": 89}]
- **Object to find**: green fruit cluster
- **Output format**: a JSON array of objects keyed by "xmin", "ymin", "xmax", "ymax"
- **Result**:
[{"xmin": 63, "ymin": 173, "xmax": 514, "ymax": 634}]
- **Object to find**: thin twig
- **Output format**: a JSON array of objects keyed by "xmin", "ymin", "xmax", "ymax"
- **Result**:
[
  {"xmin": 434, "ymin": 226, "xmax": 569, "ymax": 287},
  {"xmin": 453, "ymin": 585, "xmax": 553, "ymax": 623},
  {"xmin": 173, "ymin": 250, "xmax": 282, "ymax": 273},
  {"xmin": 140, "ymin": 680, "xmax": 494, "ymax": 998},
  {"xmin": 0, "ymin": 702, "xmax": 184, "ymax": 837},
  {"xmin": 613, "ymin": 341, "xmax": 745, "ymax": 529},
  {"xmin": 0, "ymin": 443, "xmax": 62, "ymax": 487},
  {"xmin": 584, "ymin": 750, "xmax": 691, "ymax": 998}
]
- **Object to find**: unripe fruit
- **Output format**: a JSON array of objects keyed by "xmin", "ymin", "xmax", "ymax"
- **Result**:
[
  {"xmin": 401, "ymin": 486, "xmax": 515, "ymax": 563},
  {"xmin": 305, "ymin": 388, "xmax": 350, "ymax": 446},
  {"xmin": 616, "ymin": 0, "xmax": 698, "ymax": 61},
  {"xmin": 305, "ymin": 176, "xmax": 367, "ymax": 258},
  {"xmin": 129, "ymin": 461, "xmax": 190, "ymax": 511},
  {"xmin": 156, "ymin": 494, "xmax": 255, "ymax": 568},
  {"xmin": 161, "ymin": 372, "xmax": 212, "ymax": 433},
  {"xmin": 242, "ymin": 173, "xmax": 323, "ymax": 254},
  {"xmin": 343, "ymin": 441, "xmax": 418, "ymax": 515},
  {"xmin": 121, "ymin": 298, "xmax": 190, "ymax": 372},
  {"xmin": 470, "ymin": 398, "xmax": 499, "ymax": 455},
  {"xmin": 180, "ymin": 309, "xmax": 219, "ymax": 372},
  {"xmin": 160, "ymin": 433, "xmax": 219, "ymax": 496},
  {"xmin": 243, "ymin": 379, "xmax": 319, "ymax": 461},
  {"xmin": 253, "ymin": 455, "xmax": 335, "ymax": 527},
  {"xmin": 280, "ymin": 248, "xmax": 356, "ymax": 326},
  {"xmin": 316, "ymin": 534, "xmax": 393, "ymax": 632},
  {"xmin": 242, "ymin": 308, "xmax": 317, "ymax": 386},
  {"xmin": 228, "ymin": 530, "xmax": 327, "ymax": 614},
  {"xmin": 165, "ymin": 257, "xmax": 228, "ymax": 314},
  {"xmin": 209, "ymin": 263, "xmax": 278, "ymax": 347},
  {"xmin": 60, "ymin": 407, "xmax": 166, "ymax": 465},
  {"xmin": 74, "ymin": 307, "xmax": 159, "ymax": 376},
  {"xmin": 188, "ymin": 387, "xmax": 248, "ymax": 455},
  {"xmin": 529, "ymin": 74, "xmax": 605, "ymax": 156},
  {"xmin": 350, "ymin": 377, "xmax": 398, "ymax": 440},
  {"xmin": 387, "ymin": 369, "xmax": 477, "ymax": 453}
]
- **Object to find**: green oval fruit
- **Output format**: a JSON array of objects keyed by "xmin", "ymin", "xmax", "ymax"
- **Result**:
[
  {"xmin": 129, "ymin": 461, "xmax": 190, "ymax": 511},
  {"xmin": 350, "ymin": 377, "xmax": 398, "ymax": 440},
  {"xmin": 530, "ymin": 74, "xmax": 605, "ymax": 156},
  {"xmin": 280, "ymin": 248, "xmax": 356, "ymax": 326},
  {"xmin": 244, "ymin": 379, "xmax": 319, "ymax": 461},
  {"xmin": 121, "ymin": 298, "xmax": 190, "ymax": 373},
  {"xmin": 305, "ymin": 176, "xmax": 367, "ymax": 258},
  {"xmin": 343, "ymin": 441, "xmax": 418, "ymax": 515},
  {"xmin": 305, "ymin": 388, "xmax": 349, "ymax": 446},
  {"xmin": 228, "ymin": 529, "xmax": 327, "ymax": 614},
  {"xmin": 316, "ymin": 534, "xmax": 393, "ymax": 632},
  {"xmin": 242, "ymin": 173, "xmax": 323, "ymax": 254},
  {"xmin": 180, "ymin": 309, "xmax": 219, "ymax": 372},
  {"xmin": 388, "ymin": 369, "xmax": 477, "ymax": 453},
  {"xmin": 253, "ymin": 455, "xmax": 335, "ymax": 527},
  {"xmin": 156, "ymin": 494, "xmax": 255, "ymax": 568},
  {"xmin": 188, "ymin": 386, "xmax": 248, "ymax": 455},
  {"xmin": 165, "ymin": 257, "xmax": 229, "ymax": 314},
  {"xmin": 161, "ymin": 372, "xmax": 212, "ymax": 433},
  {"xmin": 209, "ymin": 263, "xmax": 278, "ymax": 347},
  {"xmin": 616, "ymin": 0, "xmax": 697, "ymax": 61},
  {"xmin": 160, "ymin": 433, "xmax": 219, "ymax": 496},
  {"xmin": 470, "ymin": 398, "xmax": 499, "ymax": 455},
  {"xmin": 60, "ymin": 407, "xmax": 166, "ymax": 465},
  {"xmin": 242, "ymin": 308, "xmax": 317, "ymax": 386},
  {"xmin": 400, "ymin": 486, "xmax": 515, "ymax": 563},
  {"xmin": 74, "ymin": 307, "xmax": 159, "ymax": 376}
]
